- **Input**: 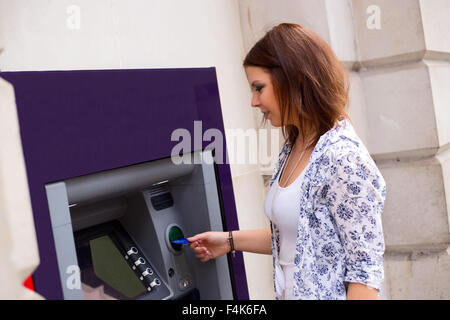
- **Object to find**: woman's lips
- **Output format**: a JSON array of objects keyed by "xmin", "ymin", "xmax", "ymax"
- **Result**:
[{"xmin": 264, "ymin": 111, "xmax": 270, "ymax": 119}]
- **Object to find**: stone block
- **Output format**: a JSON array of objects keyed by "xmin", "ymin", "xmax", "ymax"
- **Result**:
[
  {"xmin": 428, "ymin": 61, "xmax": 450, "ymax": 147},
  {"xmin": 420, "ymin": 0, "xmax": 450, "ymax": 54},
  {"xmin": 383, "ymin": 250, "xmax": 450, "ymax": 299},
  {"xmin": 0, "ymin": 77, "xmax": 42, "ymax": 299},
  {"xmin": 379, "ymin": 157, "xmax": 450, "ymax": 248},
  {"xmin": 347, "ymin": 71, "xmax": 370, "ymax": 147},
  {"xmin": 362, "ymin": 62, "xmax": 437, "ymax": 155},
  {"xmin": 238, "ymin": 0, "xmax": 331, "ymax": 54},
  {"xmin": 324, "ymin": 0, "xmax": 358, "ymax": 64},
  {"xmin": 352, "ymin": 0, "xmax": 425, "ymax": 66}
]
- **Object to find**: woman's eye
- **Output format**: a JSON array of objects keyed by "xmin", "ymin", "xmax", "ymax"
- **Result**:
[{"xmin": 255, "ymin": 85, "xmax": 264, "ymax": 92}]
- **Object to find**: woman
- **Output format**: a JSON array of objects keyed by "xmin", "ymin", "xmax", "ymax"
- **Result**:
[{"xmin": 188, "ymin": 23, "xmax": 386, "ymax": 300}]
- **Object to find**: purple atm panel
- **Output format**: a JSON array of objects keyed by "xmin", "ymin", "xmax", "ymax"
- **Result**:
[{"xmin": 1, "ymin": 68, "xmax": 249, "ymax": 300}]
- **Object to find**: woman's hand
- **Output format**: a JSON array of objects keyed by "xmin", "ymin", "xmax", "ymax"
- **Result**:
[
  {"xmin": 187, "ymin": 231, "xmax": 230, "ymax": 262},
  {"xmin": 188, "ymin": 228, "xmax": 272, "ymax": 262}
]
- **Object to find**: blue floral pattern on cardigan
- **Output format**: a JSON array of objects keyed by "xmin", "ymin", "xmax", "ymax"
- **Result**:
[{"xmin": 269, "ymin": 118, "xmax": 386, "ymax": 300}]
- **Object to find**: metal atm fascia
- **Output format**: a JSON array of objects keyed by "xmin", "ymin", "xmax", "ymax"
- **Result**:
[{"xmin": 45, "ymin": 149, "xmax": 234, "ymax": 300}]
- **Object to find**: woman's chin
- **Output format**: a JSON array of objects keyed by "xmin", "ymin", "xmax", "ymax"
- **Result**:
[{"xmin": 270, "ymin": 121, "xmax": 282, "ymax": 127}]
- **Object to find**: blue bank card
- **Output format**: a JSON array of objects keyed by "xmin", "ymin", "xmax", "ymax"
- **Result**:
[{"xmin": 171, "ymin": 238, "xmax": 190, "ymax": 245}]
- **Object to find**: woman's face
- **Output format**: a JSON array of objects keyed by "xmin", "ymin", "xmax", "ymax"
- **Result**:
[{"xmin": 245, "ymin": 66, "xmax": 283, "ymax": 127}]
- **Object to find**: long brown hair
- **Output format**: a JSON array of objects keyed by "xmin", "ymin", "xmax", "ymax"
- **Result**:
[{"xmin": 243, "ymin": 23, "xmax": 350, "ymax": 151}]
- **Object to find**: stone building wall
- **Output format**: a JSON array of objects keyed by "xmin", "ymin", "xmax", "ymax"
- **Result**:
[{"xmin": 239, "ymin": 0, "xmax": 450, "ymax": 299}]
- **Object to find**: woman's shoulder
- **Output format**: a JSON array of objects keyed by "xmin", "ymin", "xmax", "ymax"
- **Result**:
[
  {"xmin": 320, "ymin": 118, "xmax": 369, "ymax": 158},
  {"xmin": 278, "ymin": 118, "xmax": 374, "ymax": 170},
  {"xmin": 313, "ymin": 118, "xmax": 384, "ymax": 182}
]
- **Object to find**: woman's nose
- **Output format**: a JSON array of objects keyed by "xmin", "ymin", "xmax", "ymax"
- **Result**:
[{"xmin": 251, "ymin": 94, "xmax": 260, "ymax": 107}]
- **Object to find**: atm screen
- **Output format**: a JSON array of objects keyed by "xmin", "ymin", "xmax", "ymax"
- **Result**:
[{"xmin": 75, "ymin": 222, "xmax": 152, "ymax": 300}]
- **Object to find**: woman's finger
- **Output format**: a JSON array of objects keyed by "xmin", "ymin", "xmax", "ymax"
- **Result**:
[
  {"xmin": 187, "ymin": 232, "xmax": 208, "ymax": 243},
  {"xmin": 188, "ymin": 241, "xmax": 198, "ymax": 249},
  {"xmin": 193, "ymin": 247, "xmax": 205, "ymax": 254},
  {"xmin": 195, "ymin": 252, "xmax": 204, "ymax": 258}
]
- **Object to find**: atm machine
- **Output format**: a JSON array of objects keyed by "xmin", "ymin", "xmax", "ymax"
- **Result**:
[
  {"xmin": 1, "ymin": 68, "xmax": 249, "ymax": 300},
  {"xmin": 46, "ymin": 150, "xmax": 233, "ymax": 300}
]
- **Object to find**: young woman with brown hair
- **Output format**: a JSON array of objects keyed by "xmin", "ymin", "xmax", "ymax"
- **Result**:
[{"xmin": 188, "ymin": 23, "xmax": 386, "ymax": 300}]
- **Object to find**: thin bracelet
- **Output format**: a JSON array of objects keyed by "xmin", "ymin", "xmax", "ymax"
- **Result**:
[{"xmin": 228, "ymin": 231, "xmax": 236, "ymax": 258}]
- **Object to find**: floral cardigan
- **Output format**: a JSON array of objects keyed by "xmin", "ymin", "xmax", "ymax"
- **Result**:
[{"xmin": 269, "ymin": 118, "xmax": 386, "ymax": 300}]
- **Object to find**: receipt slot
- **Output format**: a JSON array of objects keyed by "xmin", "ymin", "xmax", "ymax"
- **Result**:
[{"xmin": 45, "ymin": 150, "xmax": 233, "ymax": 300}]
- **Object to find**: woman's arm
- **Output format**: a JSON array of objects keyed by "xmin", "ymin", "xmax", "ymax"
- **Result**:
[
  {"xmin": 346, "ymin": 283, "xmax": 379, "ymax": 300},
  {"xmin": 188, "ymin": 228, "xmax": 272, "ymax": 262},
  {"xmin": 233, "ymin": 228, "xmax": 272, "ymax": 254},
  {"xmin": 326, "ymin": 148, "xmax": 386, "ymax": 298}
]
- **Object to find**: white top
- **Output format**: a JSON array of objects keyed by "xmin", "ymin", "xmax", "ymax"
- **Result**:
[{"xmin": 264, "ymin": 157, "xmax": 306, "ymax": 299}]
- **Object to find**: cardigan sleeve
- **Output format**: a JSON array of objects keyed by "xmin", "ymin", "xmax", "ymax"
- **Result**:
[
  {"xmin": 269, "ymin": 142, "xmax": 290, "ymax": 188},
  {"xmin": 327, "ymin": 147, "xmax": 386, "ymax": 291}
]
